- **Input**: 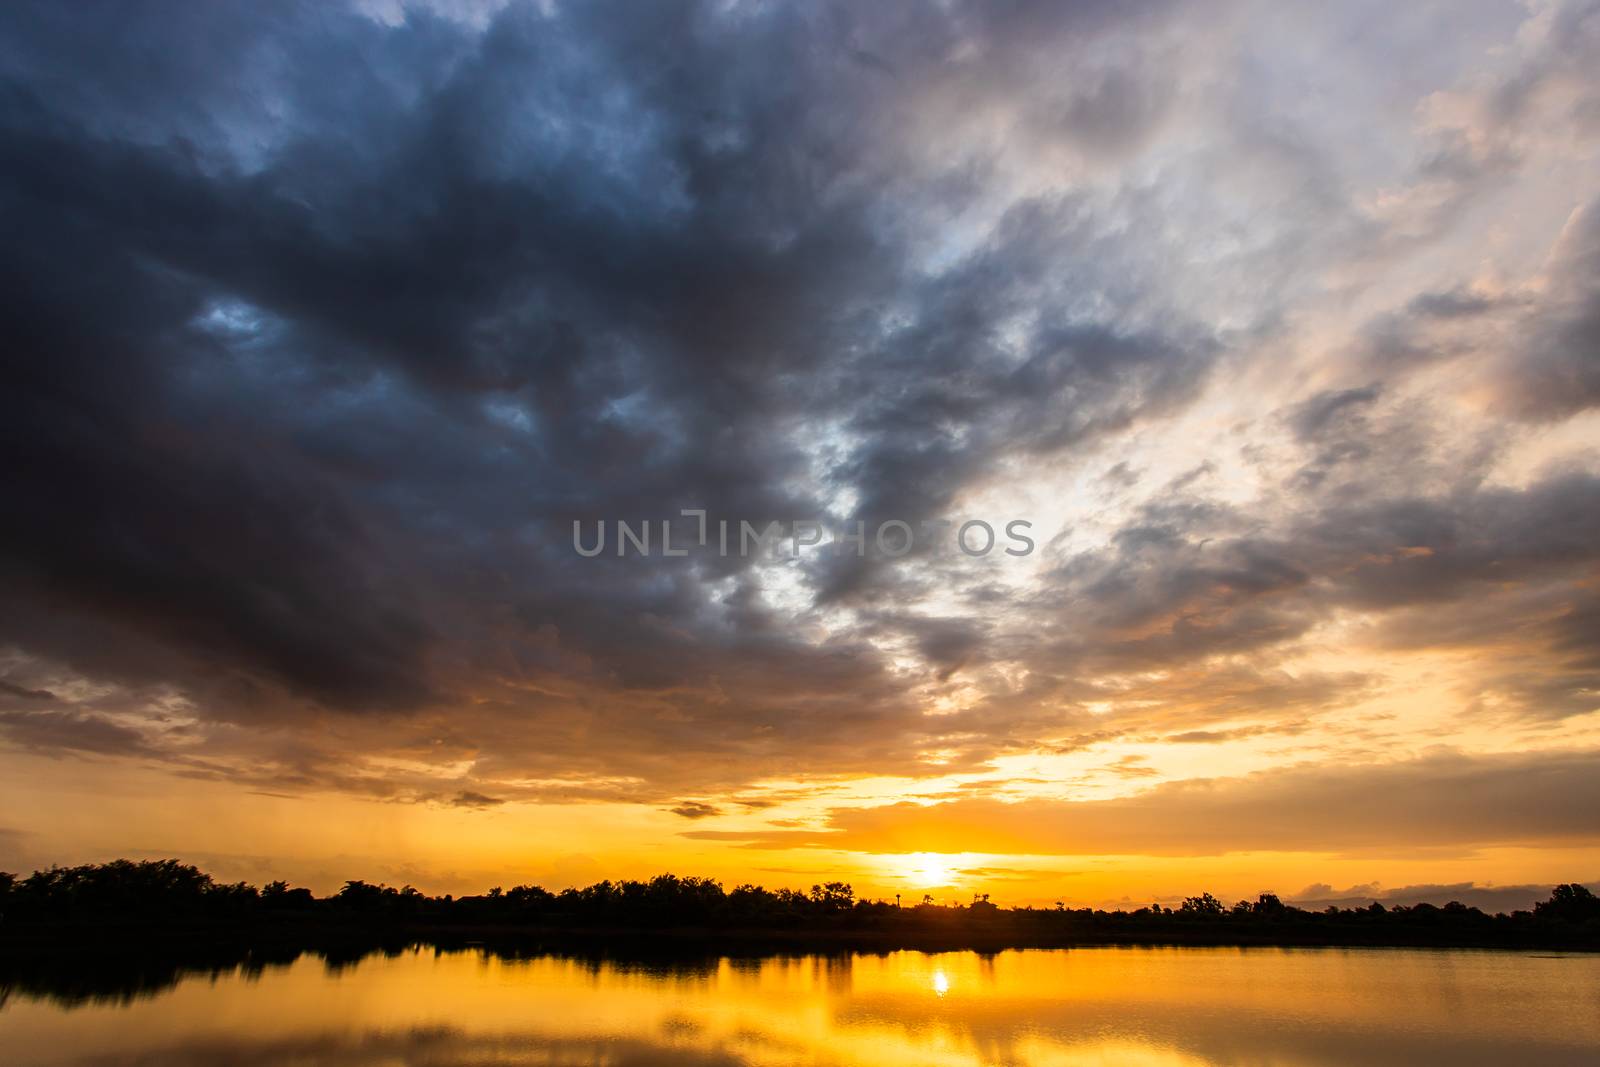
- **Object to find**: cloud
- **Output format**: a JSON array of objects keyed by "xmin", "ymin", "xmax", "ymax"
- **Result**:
[
  {"xmin": 447, "ymin": 791, "xmax": 505, "ymax": 809},
  {"xmin": 0, "ymin": 710, "xmax": 155, "ymax": 758},
  {"xmin": 685, "ymin": 749, "xmax": 1600, "ymax": 856},
  {"xmin": 1163, "ymin": 722, "xmax": 1309, "ymax": 744},
  {"xmin": 0, "ymin": 680, "xmax": 56, "ymax": 703},
  {"xmin": 0, "ymin": 0, "xmax": 1595, "ymax": 820},
  {"xmin": 1490, "ymin": 197, "xmax": 1600, "ymax": 419},
  {"xmin": 1290, "ymin": 880, "xmax": 1600, "ymax": 915},
  {"xmin": 1287, "ymin": 385, "xmax": 1381, "ymax": 441},
  {"xmin": 668, "ymin": 802, "xmax": 722, "ymax": 820},
  {"xmin": 0, "ymin": 0, "xmax": 1237, "ymax": 795}
]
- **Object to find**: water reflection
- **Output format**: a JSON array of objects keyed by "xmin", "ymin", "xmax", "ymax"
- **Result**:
[{"xmin": 3, "ymin": 943, "xmax": 1598, "ymax": 1065}]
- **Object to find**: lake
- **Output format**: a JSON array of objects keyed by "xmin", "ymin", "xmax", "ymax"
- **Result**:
[{"xmin": 3, "ymin": 944, "xmax": 1597, "ymax": 1065}]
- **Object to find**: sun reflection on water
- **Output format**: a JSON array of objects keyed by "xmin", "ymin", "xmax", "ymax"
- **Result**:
[{"xmin": 2, "ymin": 946, "xmax": 1597, "ymax": 1067}]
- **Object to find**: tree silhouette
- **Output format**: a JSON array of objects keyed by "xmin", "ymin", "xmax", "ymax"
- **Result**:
[
  {"xmin": 809, "ymin": 882, "xmax": 854, "ymax": 912},
  {"xmin": 1179, "ymin": 893, "xmax": 1225, "ymax": 917},
  {"xmin": 1, "ymin": 860, "xmax": 1594, "ymax": 952},
  {"xmin": 1534, "ymin": 883, "xmax": 1600, "ymax": 924},
  {"xmin": 1253, "ymin": 893, "xmax": 1286, "ymax": 917}
]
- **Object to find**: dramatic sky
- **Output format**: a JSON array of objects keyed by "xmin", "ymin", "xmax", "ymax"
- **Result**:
[{"xmin": 2, "ymin": 0, "xmax": 1598, "ymax": 909}]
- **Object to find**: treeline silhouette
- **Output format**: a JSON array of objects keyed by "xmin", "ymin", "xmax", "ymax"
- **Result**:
[{"xmin": 3, "ymin": 860, "xmax": 1597, "ymax": 951}]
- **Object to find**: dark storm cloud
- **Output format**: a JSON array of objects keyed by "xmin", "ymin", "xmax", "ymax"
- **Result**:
[{"xmin": 0, "ymin": 0, "xmax": 1231, "ymax": 792}]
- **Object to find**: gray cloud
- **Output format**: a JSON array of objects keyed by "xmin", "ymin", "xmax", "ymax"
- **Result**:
[
  {"xmin": 0, "ymin": 709, "xmax": 155, "ymax": 758},
  {"xmin": 1492, "ymin": 197, "xmax": 1600, "ymax": 419},
  {"xmin": 0, "ymin": 0, "xmax": 1596, "ymax": 812},
  {"xmin": 1291, "ymin": 880, "xmax": 1600, "ymax": 915},
  {"xmin": 669, "ymin": 802, "xmax": 723, "ymax": 821},
  {"xmin": 447, "ymin": 790, "xmax": 506, "ymax": 809}
]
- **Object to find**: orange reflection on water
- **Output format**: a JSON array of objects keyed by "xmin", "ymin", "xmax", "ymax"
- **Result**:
[{"xmin": 3, "ymin": 945, "xmax": 1599, "ymax": 1066}]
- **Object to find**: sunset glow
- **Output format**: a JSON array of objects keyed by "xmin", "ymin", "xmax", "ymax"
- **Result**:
[
  {"xmin": 2, "ymin": 0, "xmax": 1599, "ymax": 919},
  {"xmin": 894, "ymin": 854, "xmax": 962, "ymax": 891}
]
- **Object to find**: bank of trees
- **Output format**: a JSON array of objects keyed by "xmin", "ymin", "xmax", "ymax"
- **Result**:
[{"xmin": 3, "ymin": 861, "xmax": 1597, "ymax": 947}]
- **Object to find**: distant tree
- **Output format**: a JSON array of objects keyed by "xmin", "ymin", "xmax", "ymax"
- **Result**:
[
  {"xmin": 1252, "ymin": 892, "xmax": 1286, "ymax": 917},
  {"xmin": 1535, "ymin": 883, "xmax": 1600, "ymax": 924},
  {"xmin": 1179, "ymin": 893, "xmax": 1225, "ymax": 917},
  {"xmin": 258, "ymin": 880, "xmax": 315, "ymax": 910},
  {"xmin": 728, "ymin": 883, "xmax": 772, "ymax": 907},
  {"xmin": 207, "ymin": 880, "xmax": 260, "ymax": 916},
  {"xmin": 17, "ymin": 859, "xmax": 215, "ymax": 919},
  {"xmin": 809, "ymin": 882, "xmax": 854, "ymax": 912},
  {"xmin": 506, "ymin": 884, "xmax": 554, "ymax": 911},
  {"xmin": 335, "ymin": 880, "xmax": 394, "ymax": 912}
]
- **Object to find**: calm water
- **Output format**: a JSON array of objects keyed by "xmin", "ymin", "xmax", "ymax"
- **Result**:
[{"xmin": 4, "ymin": 945, "xmax": 1599, "ymax": 1065}]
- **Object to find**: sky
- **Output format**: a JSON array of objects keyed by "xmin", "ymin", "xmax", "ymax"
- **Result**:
[{"xmin": 1, "ymin": 0, "xmax": 1597, "ymax": 911}]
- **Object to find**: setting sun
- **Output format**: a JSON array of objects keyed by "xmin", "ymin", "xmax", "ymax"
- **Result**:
[{"xmin": 894, "ymin": 853, "xmax": 962, "ymax": 891}]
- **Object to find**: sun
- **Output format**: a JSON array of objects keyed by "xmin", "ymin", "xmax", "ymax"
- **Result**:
[{"xmin": 894, "ymin": 852, "xmax": 960, "ymax": 889}]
